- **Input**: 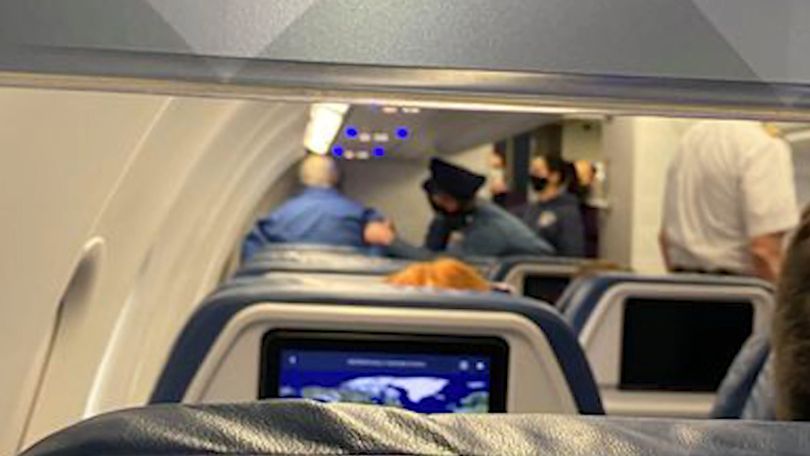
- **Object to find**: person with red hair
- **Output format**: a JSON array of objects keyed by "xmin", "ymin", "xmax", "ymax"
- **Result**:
[{"xmin": 385, "ymin": 258, "xmax": 490, "ymax": 292}]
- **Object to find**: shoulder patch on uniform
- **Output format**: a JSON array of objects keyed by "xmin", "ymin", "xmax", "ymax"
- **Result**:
[{"xmin": 537, "ymin": 211, "xmax": 557, "ymax": 228}]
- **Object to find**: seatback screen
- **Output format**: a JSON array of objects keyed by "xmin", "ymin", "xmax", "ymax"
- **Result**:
[
  {"xmin": 260, "ymin": 331, "xmax": 508, "ymax": 413},
  {"xmin": 522, "ymin": 274, "xmax": 571, "ymax": 305},
  {"xmin": 620, "ymin": 298, "xmax": 753, "ymax": 392}
]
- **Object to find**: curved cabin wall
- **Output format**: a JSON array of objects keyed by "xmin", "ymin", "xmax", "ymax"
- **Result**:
[{"xmin": 0, "ymin": 87, "xmax": 307, "ymax": 453}]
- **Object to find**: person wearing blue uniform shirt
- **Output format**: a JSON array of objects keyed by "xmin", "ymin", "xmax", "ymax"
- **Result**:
[
  {"xmin": 516, "ymin": 156, "xmax": 585, "ymax": 257},
  {"xmin": 241, "ymin": 154, "xmax": 385, "ymax": 261},
  {"xmin": 365, "ymin": 157, "xmax": 554, "ymax": 259}
]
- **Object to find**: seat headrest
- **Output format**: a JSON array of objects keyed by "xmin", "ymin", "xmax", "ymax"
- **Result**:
[
  {"xmin": 241, "ymin": 247, "xmax": 498, "ymax": 278},
  {"xmin": 487, "ymin": 255, "xmax": 588, "ymax": 281},
  {"xmin": 22, "ymin": 401, "xmax": 810, "ymax": 456},
  {"xmin": 560, "ymin": 272, "xmax": 774, "ymax": 332}
]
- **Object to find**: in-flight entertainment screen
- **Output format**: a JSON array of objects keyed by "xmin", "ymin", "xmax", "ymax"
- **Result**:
[
  {"xmin": 620, "ymin": 298, "xmax": 753, "ymax": 392},
  {"xmin": 260, "ymin": 331, "xmax": 509, "ymax": 413}
]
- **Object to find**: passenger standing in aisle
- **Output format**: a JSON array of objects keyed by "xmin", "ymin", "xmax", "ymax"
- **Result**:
[
  {"xmin": 241, "ymin": 154, "xmax": 387, "ymax": 261},
  {"xmin": 659, "ymin": 121, "xmax": 798, "ymax": 282}
]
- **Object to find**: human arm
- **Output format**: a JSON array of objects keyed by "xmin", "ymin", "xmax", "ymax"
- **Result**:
[
  {"xmin": 659, "ymin": 230, "xmax": 673, "ymax": 272},
  {"xmin": 240, "ymin": 214, "xmax": 278, "ymax": 262},
  {"xmin": 424, "ymin": 217, "xmax": 451, "ymax": 251},
  {"xmin": 504, "ymin": 221, "xmax": 555, "ymax": 256},
  {"xmin": 742, "ymin": 137, "xmax": 799, "ymax": 282},
  {"xmin": 749, "ymin": 232, "xmax": 786, "ymax": 283},
  {"xmin": 363, "ymin": 220, "xmax": 437, "ymax": 260}
]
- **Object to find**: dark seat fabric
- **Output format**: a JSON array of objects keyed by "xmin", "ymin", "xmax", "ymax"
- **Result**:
[
  {"xmin": 22, "ymin": 400, "xmax": 810, "ymax": 456},
  {"xmin": 150, "ymin": 276, "xmax": 602, "ymax": 414},
  {"xmin": 711, "ymin": 332, "xmax": 771, "ymax": 419},
  {"xmin": 559, "ymin": 272, "xmax": 774, "ymax": 333}
]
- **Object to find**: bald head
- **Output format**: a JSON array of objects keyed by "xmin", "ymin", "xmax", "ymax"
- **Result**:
[{"xmin": 299, "ymin": 155, "xmax": 339, "ymax": 188}]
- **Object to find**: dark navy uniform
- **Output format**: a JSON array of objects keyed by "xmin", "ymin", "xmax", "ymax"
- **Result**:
[
  {"xmin": 242, "ymin": 187, "xmax": 383, "ymax": 261},
  {"xmin": 518, "ymin": 192, "xmax": 585, "ymax": 257},
  {"xmin": 425, "ymin": 200, "xmax": 553, "ymax": 257},
  {"xmin": 387, "ymin": 158, "xmax": 554, "ymax": 259}
]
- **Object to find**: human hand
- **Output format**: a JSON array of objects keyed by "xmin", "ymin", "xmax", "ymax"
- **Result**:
[{"xmin": 364, "ymin": 220, "xmax": 396, "ymax": 246}]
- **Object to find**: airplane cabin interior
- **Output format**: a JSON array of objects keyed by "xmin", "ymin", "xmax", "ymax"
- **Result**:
[{"xmin": 3, "ymin": 2, "xmax": 810, "ymax": 455}]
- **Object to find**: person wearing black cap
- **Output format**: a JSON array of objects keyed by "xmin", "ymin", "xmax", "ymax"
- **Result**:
[{"xmin": 366, "ymin": 158, "xmax": 554, "ymax": 258}]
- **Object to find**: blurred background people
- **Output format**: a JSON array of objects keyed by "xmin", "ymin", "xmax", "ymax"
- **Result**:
[
  {"xmin": 569, "ymin": 159, "xmax": 601, "ymax": 258},
  {"xmin": 241, "ymin": 154, "xmax": 386, "ymax": 261},
  {"xmin": 660, "ymin": 121, "xmax": 798, "ymax": 282},
  {"xmin": 516, "ymin": 156, "xmax": 585, "ymax": 257}
]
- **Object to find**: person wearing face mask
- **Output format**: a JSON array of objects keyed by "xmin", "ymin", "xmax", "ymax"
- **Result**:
[
  {"xmin": 365, "ymin": 157, "xmax": 554, "ymax": 259},
  {"xmin": 517, "ymin": 155, "xmax": 585, "ymax": 257}
]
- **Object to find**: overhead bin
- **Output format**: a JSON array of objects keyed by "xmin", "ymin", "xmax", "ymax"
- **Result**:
[{"xmin": 3, "ymin": 2, "xmax": 810, "ymax": 118}]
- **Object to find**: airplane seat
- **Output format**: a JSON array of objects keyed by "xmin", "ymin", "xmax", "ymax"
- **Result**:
[
  {"xmin": 559, "ymin": 272, "xmax": 774, "ymax": 418},
  {"xmin": 150, "ymin": 275, "xmax": 602, "ymax": 415},
  {"xmin": 236, "ymin": 248, "xmax": 413, "ymax": 277},
  {"xmin": 248, "ymin": 243, "xmax": 375, "ymax": 260},
  {"xmin": 238, "ymin": 245, "xmax": 497, "ymax": 279},
  {"xmin": 711, "ymin": 332, "xmax": 774, "ymax": 419},
  {"xmin": 562, "ymin": 272, "xmax": 774, "ymax": 334},
  {"xmin": 556, "ymin": 275, "xmax": 592, "ymax": 313},
  {"xmin": 740, "ymin": 356, "xmax": 775, "ymax": 420},
  {"xmin": 21, "ymin": 400, "xmax": 810, "ymax": 456},
  {"xmin": 487, "ymin": 255, "xmax": 588, "ymax": 304}
]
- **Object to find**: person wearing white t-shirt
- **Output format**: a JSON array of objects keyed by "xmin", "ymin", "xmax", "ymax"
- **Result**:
[{"xmin": 659, "ymin": 120, "xmax": 799, "ymax": 283}]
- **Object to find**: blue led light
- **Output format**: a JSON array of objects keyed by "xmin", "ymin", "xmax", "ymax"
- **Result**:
[
  {"xmin": 372, "ymin": 146, "xmax": 385, "ymax": 157},
  {"xmin": 345, "ymin": 126, "xmax": 359, "ymax": 139},
  {"xmin": 395, "ymin": 127, "xmax": 410, "ymax": 139},
  {"xmin": 332, "ymin": 145, "xmax": 344, "ymax": 157}
]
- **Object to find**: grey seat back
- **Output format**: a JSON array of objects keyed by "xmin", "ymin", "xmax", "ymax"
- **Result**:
[
  {"xmin": 711, "ymin": 331, "xmax": 774, "ymax": 420},
  {"xmin": 560, "ymin": 272, "xmax": 774, "ymax": 417},
  {"xmin": 151, "ymin": 275, "xmax": 602, "ymax": 415}
]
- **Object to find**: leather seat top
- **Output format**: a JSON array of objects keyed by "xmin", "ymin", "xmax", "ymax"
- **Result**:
[{"xmin": 22, "ymin": 400, "xmax": 810, "ymax": 456}]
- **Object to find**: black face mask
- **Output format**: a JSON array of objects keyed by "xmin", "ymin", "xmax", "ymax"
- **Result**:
[
  {"xmin": 530, "ymin": 176, "xmax": 549, "ymax": 192},
  {"xmin": 428, "ymin": 196, "xmax": 472, "ymax": 230}
]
